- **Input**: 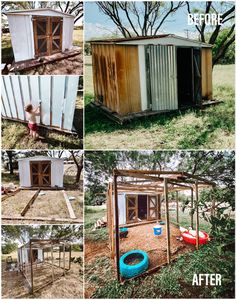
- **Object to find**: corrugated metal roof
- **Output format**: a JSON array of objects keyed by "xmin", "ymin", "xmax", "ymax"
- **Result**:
[
  {"xmin": 90, "ymin": 34, "xmax": 212, "ymax": 48},
  {"xmin": 5, "ymin": 8, "xmax": 74, "ymax": 18}
]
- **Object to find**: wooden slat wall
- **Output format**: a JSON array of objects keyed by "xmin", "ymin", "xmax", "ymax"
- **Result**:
[
  {"xmin": 115, "ymin": 45, "xmax": 141, "ymax": 115},
  {"xmin": 91, "ymin": 43, "xmax": 142, "ymax": 116},
  {"xmin": 201, "ymin": 48, "xmax": 213, "ymax": 99},
  {"xmin": 1, "ymin": 75, "xmax": 79, "ymax": 131}
]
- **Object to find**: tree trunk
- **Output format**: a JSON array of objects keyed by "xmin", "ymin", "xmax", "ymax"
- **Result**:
[{"xmin": 6, "ymin": 151, "xmax": 14, "ymax": 174}]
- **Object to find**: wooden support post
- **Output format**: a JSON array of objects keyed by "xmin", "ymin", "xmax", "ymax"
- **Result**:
[
  {"xmin": 30, "ymin": 241, "xmax": 34, "ymax": 294},
  {"xmin": 164, "ymin": 178, "xmax": 171, "ymax": 264},
  {"xmin": 176, "ymin": 191, "xmax": 179, "ymax": 225},
  {"xmin": 195, "ymin": 181, "xmax": 199, "ymax": 250},
  {"xmin": 157, "ymin": 194, "xmax": 161, "ymax": 220},
  {"xmin": 69, "ymin": 245, "xmax": 72, "ymax": 270},
  {"xmin": 211, "ymin": 186, "xmax": 215, "ymax": 217},
  {"xmin": 51, "ymin": 242, "xmax": 54, "ymax": 282},
  {"xmin": 63, "ymin": 244, "xmax": 65, "ymax": 275},
  {"xmin": 191, "ymin": 188, "xmax": 194, "ymax": 229},
  {"xmin": 114, "ymin": 173, "xmax": 120, "ymax": 282},
  {"xmin": 59, "ymin": 246, "xmax": 61, "ymax": 268}
]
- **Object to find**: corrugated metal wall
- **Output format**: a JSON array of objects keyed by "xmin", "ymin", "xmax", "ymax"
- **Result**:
[
  {"xmin": 145, "ymin": 45, "xmax": 178, "ymax": 111},
  {"xmin": 91, "ymin": 43, "xmax": 142, "ymax": 115},
  {"xmin": 1, "ymin": 75, "xmax": 79, "ymax": 132}
]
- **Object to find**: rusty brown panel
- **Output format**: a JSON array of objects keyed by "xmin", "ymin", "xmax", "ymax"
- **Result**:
[
  {"xmin": 201, "ymin": 48, "xmax": 213, "ymax": 99},
  {"xmin": 115, "ymin": 45, "xmax": 141, "ymax": 115},
  {"xmin": 91, "ymin": 44, "xmax": 98, "ymax": 99},
  {"xmin": 201, "ymin": 49, "xmax": 207, "ymax": 98},
  {"xmin": 107, "ymin": 45, "xmax": 119, "ymax": 111},
  {"xmin": 91, "ymin": 44, "xmax": 119, "ymax": 111},
  {"xmin": 126, "ymin": 46, "xmax": 141, "ymax": 113},
  {"xmin": 115, "ymin": 46, "xmax": 130, "ymax": 115}
]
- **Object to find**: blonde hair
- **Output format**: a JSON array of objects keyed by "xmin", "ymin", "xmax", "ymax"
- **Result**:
[{"xmin": 24, "ymin": 104, "xmax": 33, "ymax": 113}]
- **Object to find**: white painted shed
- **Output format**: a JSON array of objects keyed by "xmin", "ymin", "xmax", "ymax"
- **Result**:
[
  {"xmin": 18, "ymin": 156, "xmax": 64, "ymax": 188},
  {"xmin": 6, "ymin": 8, "xmax": 74, "ymax": 62},
  {"xmin": 18, "ymin": 247, "xmax": 43, "ymax": 265},
  {"xmin": 115, "ymin": 192, "xmax": 161, "ymax": 225}
]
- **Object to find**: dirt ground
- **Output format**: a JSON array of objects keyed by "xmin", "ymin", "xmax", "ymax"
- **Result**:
[
  {"xmin": 11, "ymin": 52, "xmax": 83, "ymax": 75},
  {"xmin": 85, "ymin": 240, "xmax": 110, "ymax": 263},
  {"xmin": 2, "ymin": 253, "xmax": 83, "ymax": 299},
  {"xmin": 120, "ymin": 223, "xmax": 195, "ymax": 270},
  {"xmin": 2, "ymin": 190, "xmax": 38, "ymax": 216},
  {"xmin": 2, "ymin": 189, "xmax": 83, "ymax": 224}
]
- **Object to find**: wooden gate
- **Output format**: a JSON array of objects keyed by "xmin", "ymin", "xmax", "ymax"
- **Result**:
[
  {"xmin": 30, "ymin": 161, "xmax": 51, "ymax": 187},
  {"xmin": 147, "ymin": 195, "xmax": 158, "ymax": 220},
  {"xmin": 33, "ymin": 16, "xmax": 63, "ymax": 57},
  {"xmin": 126, "ymin": 195, "xmax": 138, "ymax": 223}
]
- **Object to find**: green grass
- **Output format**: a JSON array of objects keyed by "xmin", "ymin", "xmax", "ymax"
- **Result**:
[
  {"xmin": 1, "ymin": 120, "xmax": 82, "ymax": 149},
  {"xmin": 85, "ymin": 206, "xmax": 235, "ymax": 298},
  {"xmin": 85, "ymin": 63, "xmax": 235, "ymax": 150},
  {"xmin": 1, "ymin": 172, "xmax": 19, "ymax": 186},
  {"xmin": 73, "ymin": 28, "xmax": 83, "ymax": 48},
  {"xmin": 86, "ymin": 242, "xmax": 234, "ymax": 298},
  {"xmin": 85, "ymin": 206, "xmax": 108, "ymax": 242}
]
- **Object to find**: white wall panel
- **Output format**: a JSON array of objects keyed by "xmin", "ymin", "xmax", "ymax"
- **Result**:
[{"xmin": 2, "ymin": 75, "xmax": 79, "ymax": 132}]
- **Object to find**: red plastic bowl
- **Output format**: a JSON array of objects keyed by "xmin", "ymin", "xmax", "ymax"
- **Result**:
[{"xmin": 181, "ymin": 231, "xmax": 209, "ymax": 245}]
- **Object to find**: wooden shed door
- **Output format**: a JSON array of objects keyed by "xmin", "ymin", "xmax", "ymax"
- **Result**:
[
  {"xmin": 147, "ymin": 196, "xmax": 158, "ymax": 220},
  {"xmin": 33, "ymin": 16, "xmax": 63, "ymax": 57},
  {"xmin": 30, "ymin": 161, "xmax": 51, "ymax": 187},
  {"xmin": 126, "ymin": 195, "xmax": 138, "ymax": 223}
]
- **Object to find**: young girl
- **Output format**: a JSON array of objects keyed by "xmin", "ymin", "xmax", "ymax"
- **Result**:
[{"xmin": 24, "ymin": 103, "xmax": 40, "ymax": 139}]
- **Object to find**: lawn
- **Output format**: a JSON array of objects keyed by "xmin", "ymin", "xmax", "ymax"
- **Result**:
[
  {"xmin": 1, "ymin": 120, "xmax": 82, "ymax": 149},
  {"xmin": 73, "ymin": 27, "xmax": 83, "ymax": 48},
  {"xmin": 85, "ymin": 206, "xmax": 235, "ymax": 299},
  {"xmin": 85, "ymin": 59, "xmax": 235, "ymax": 150}
]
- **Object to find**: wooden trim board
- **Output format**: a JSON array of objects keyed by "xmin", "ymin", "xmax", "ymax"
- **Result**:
[
  {"xmin": 62, "ymin": 190, "xmax": 76, "ymax": 219},
  {"xmin": 20, "ymin": 189, "xmax": 41, "ymax": 216},
  {"xmin": 2, "ymin": 216, "xmax": 83, "ymax": 223}
]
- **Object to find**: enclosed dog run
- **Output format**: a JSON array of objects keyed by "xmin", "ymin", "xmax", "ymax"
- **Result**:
[
  {"xmin": 18, "ymin": 156, "xmax": 64, "ymax": 188},
  {"xmin": 107, "ymin": 169, "xmax": 216, "ymax": 282},
  {"xmin": 6, "ymin": 8, "xmax": 74, "ymax": 62},
  {"xmin": 1, "ymin": 75, "xmax": 79, "ymax": 132},
  {"xmin": 91, "ymin": 34, "xmax": 213, "ymax": 122},
  {"xmin": 18, "ymin": 239, "xmax": 71, "ymax": 293}
]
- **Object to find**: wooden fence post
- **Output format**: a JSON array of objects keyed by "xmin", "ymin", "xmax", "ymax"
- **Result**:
[
  {"xmin": 164, "ymin": 178, "xmax": 171, "ymax": 264},
  {"xmin": 114, "ymin": 173, "xmax": 120, "ymax": 281},
  {"xmin": 176, "ymin": 191, "xmax": 179, "ymax": 225},
  {"xmin": 191, "ymin": 188, "xmax": 194, "ymax": 229},
  {"xmin": 195, "ymin": 181, "xmax": 199, "ymax": 250}
]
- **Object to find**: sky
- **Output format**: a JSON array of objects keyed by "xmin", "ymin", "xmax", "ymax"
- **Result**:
[
  {"xmin": 84, "ymin": 1, "xmax": 233, "ymax": 41},
  {"xmin": 85, "ymin": 1, "xmax": 197, "ymax": 41}
]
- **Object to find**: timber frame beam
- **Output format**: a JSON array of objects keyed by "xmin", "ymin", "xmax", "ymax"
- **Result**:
[
  {"xmin": 18, "ymin": 239, "xmax": 71, "ymax": 294},
  {"xmin": 110, "ymin": 169, "xmax": 215, "ymax": 283}
]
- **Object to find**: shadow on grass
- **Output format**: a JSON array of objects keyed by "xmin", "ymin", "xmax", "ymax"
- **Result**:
[{"xmin": 2, "ymin": 119, "xmax": 82, "ymax": 149}]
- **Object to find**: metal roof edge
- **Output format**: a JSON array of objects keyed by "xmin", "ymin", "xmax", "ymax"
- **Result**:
[{"xmin": 5, "ymin": 8, "xmax": 74, "ymax": 18}]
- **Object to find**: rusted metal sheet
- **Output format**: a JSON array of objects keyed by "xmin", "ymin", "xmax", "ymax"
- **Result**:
[
  {"xmin": 145, "ymin": 45, "xmax": 178, "ymax": 111},
  {"xmin": 91, "ymin": 44, "xmax": 119, "ymax": 112},
  {"xmin": 201, "ymin": 48, "xmax": 213, "ymax": 99},
  {"xmin": 91, "ymin": 44, "xmax": 141, "ymax": 116},
  {"xmin": 1, "ymin": 75, "xmax": 79, "ymax": 132}
]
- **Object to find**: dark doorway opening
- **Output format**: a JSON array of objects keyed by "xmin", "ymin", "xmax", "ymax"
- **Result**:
[
  {"xmin": 177, "ymin": 48, "xmax": 194, "ymax": 107},
  {"xmin": 177, "ymin": 47, "xmax": 202, "ymax": 107},
  {"xmin": 138, "ymin": 195, "xmax": 147, "ymax": 220}
]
